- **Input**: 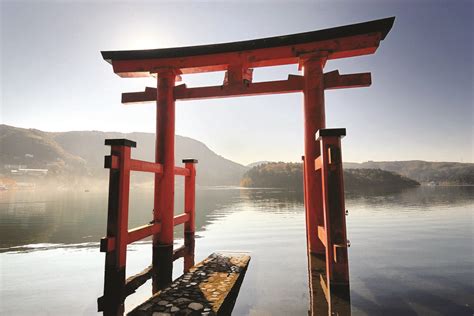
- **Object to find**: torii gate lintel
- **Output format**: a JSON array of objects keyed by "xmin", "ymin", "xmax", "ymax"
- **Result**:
[{"xmin": 121, "ymin": 70, "xmax": 371, "ymax": 103}]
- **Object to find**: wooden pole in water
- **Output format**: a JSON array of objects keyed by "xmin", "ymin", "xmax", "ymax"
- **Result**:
[
  {"xmin": 302, "ymin": 156, "xmax": 309, "ymax": 245},
  {"xmin": 183, "ymin": 159, "xmax": 197, "ymax": 272},
  {"xmin": 153, "ymin": 69, "xmax": 177, "ymax": 292},
  {"xmin": 101, "ymin": 139, "xmax": 135, "ymax": 315},
  {"xmin": 316, "ymin": 128, "xmax": 351, "ymax": 315}
]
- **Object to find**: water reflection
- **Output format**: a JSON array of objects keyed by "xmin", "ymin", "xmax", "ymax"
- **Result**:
[
  {"xmin": 1, "ymin": 186, "xmax": 473, "ymax": 315},
  {"xmin": 346, "ymin": 186, "xmax": 474, "ymax": 209},
  {"xmin": 2, "ymin": 186, "xmax": 471, "ymax": 251},
  {"xmin": 350, "ymin": 265, "xmax": 474, "ymax": 316},
  {"xmin": 307, "ymin": 252, "xmax": 352, "ymax": 316},
  {"xmin": 241, "ymin": 185, "xmax": 474, "ymax": 210},
  {"xmin": 0, "ymin": 187, "xmax": 242, "ymax": 250},
  {"xmin": 240, "ymin": 188, "xmax": 304, "ymax": 205}
]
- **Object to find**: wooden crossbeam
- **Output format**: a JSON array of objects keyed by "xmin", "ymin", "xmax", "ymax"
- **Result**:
[
  {"xmin": 100, "ymin": 222, "xmax": 162, "ymax": 253},
  {"xmin": 174, "ymin": 166, "xmax": 191, "ymax": 176},
  {"xmin": 124, "ymin": 243, "xmax": 192, "ymax": 297},
  {"xmin": 323, "ymin": 70, "xmax": 371, "ymax": 90},
  {"xmin": 121, "ymin": 71, "xmax": 370, "ymax": 104},
  {"xmin": 128, "ymin": 223, "xmax": 161, "ymax": 245},
  {"xmin": 176, "ymin": 74, "xmax": 303, "ymax": 100},
  {"xmin": 318, "ymin": 225, "xmax": 327, "ymax": 247},
  {"xmin": 121, "ymin": 87, "xmax": 156, "ymax": 104},
  {"xmin": 121, "ymin": 75, "xmax": 304, "ymax": 104},
  {"xmin": 125, "ymin": 265, "xmax": 152, "ymax": 296},
  {"xmin": 172, "ymin": 245, "xmax": 187, "ymax": 260},
  {"xmin": 173, "ymin": 213, "xmax": 190, "ymax": 226},
  {"xmin": 314, "ymin": 156, "xmax": 323, "ymax": 171},
  {"xmin": 130, "ymin": 159, "xmax": 163, "ymax": 174}
]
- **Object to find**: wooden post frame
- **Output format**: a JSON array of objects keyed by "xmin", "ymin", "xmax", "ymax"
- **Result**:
[
  {"xmin": 99, "ymin": 139, "xmax": 135, "ymax": 316},
  {"xmin": 98, "ymin": 139, "xmax": 198, "ymax": 313},
  {"xmin": 315, "ymin": 128, "xmax": 351, "ymax": 314}
]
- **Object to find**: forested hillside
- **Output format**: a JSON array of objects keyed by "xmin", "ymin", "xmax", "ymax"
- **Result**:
[
  {"xmin": 0, "ymin": 125, "xmax": 247, "ymax": 186},
  {"xmin": 240, "ymin": 162, "xmax": 420, "ymax": 191},
  {"xmin": 344, "ymin": 161, "xmax": 474, "ymax": 185}
]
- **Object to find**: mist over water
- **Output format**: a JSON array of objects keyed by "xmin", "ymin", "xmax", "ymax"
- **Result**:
[{"xmin": 1, "ymin": 186, "xmax": 473, "ymax": 315}]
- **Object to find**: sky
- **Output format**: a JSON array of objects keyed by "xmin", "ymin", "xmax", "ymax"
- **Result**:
[{"xmin": 1, "ymin": 0, "xmax": 473, "ymax": 165}]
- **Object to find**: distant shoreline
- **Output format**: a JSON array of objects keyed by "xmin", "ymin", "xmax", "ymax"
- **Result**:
[{"xmin": 2, "ymin": 124, "xmax": 473, "ymax": 188}]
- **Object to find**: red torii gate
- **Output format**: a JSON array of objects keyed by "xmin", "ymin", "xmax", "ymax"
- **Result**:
[{"xmin": 100, "ymin": 16, "xmax": 394, "ymax": 315}]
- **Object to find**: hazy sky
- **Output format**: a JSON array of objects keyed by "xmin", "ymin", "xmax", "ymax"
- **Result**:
[{"xmin": 1, "ymin": 0, "xmax": 473, "ymax": 165}]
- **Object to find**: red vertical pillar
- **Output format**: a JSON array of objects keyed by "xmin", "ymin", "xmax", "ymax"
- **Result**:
[
  {"xmin": 153, "ymin": 69, "xmax": 177, "ymax": 292},
  {"xmin": 100, "ymin": 139, "xmax": 135, "ymax": 316},
  {"xmin": 302, "ymin": 156, "xmax": 309, "ymax": 245},
  {"xmin": 303, "ymin": 57, "xmax": 326, "ymax": 254},
  {"xmin": 183, "ymin": 159, "xmax": 197, "ymax": 272}
]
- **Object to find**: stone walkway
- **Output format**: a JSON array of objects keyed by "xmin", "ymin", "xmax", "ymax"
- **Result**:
[{"xmin": 129, "ymin": 252, "xmax": 251, "ymax": 316}]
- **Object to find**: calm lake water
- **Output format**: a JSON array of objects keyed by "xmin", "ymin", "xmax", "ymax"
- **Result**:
[{"xmin": 0, "ymin": 186, "xmax": 473, "ymax": 315}]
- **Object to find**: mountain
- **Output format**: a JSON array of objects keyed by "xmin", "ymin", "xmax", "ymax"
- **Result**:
[
  {"xmin": 2, "ymin": 124, "xmax": 472, "ymax": 187},
  {"xmin": 240, "ymin": 162, "xmax": 420, "ymax": 191},
  {"xmin": 0, "ymin": 125, "xmax": 248, "ymax": 186},
  {"xmin": 0, "ymin": 125, "xmax": 88, "ymax": 177},
  {"xmin": 344, "ymin": 161, "xmax": 474, "ymax": 185}
]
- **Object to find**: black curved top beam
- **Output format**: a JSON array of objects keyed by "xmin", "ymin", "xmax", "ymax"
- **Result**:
[{"xmin": 101, "ymin": 17, "xmax": 395, "ymax": 63}]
